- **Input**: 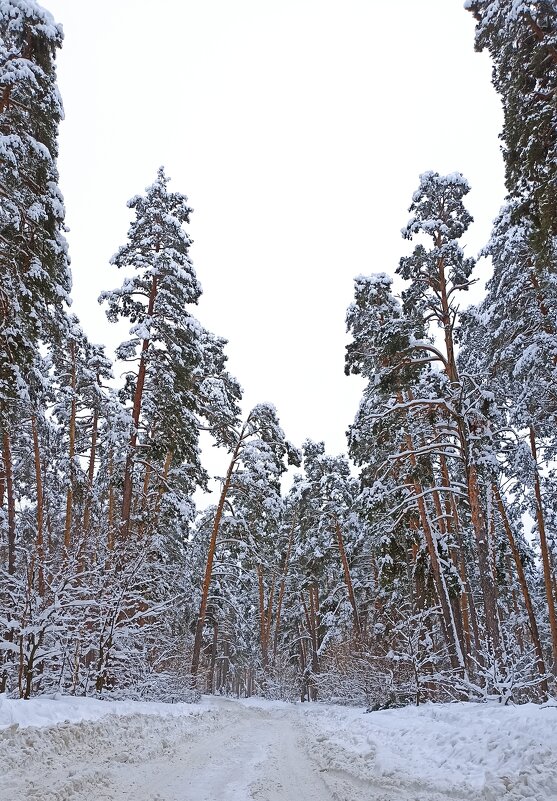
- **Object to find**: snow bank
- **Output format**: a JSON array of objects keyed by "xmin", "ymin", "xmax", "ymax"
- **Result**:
[
  {"xmin": 0, "ymin": 695, "xmax": 225, "ymax": 801},
  {"xmin": 301, "ymin": 700, "xmax": 557, "ymax": 800},
  {"xmin": 0, "ymin": 692, "xmax": 215, "ymax": 730}
]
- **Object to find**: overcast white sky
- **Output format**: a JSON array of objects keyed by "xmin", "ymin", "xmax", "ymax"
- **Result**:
[{"xmin": 46, "ymin": 0, "xmax": 504, "ymax": 487}]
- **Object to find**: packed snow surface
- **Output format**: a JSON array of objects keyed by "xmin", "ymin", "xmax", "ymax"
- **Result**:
[{"xmin": 0, "ymin": 693, "xmax": 556, "ymax": 800}]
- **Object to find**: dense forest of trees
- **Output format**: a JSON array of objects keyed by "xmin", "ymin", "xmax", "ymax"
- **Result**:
[{"xmin": 1, "ymin": 0, "xmax": 557, "ymax": 705}]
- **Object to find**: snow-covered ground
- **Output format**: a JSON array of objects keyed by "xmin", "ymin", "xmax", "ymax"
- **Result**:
[{"xmin": 1, "ymin": 693, "xmax": 556, "ymax": 801}]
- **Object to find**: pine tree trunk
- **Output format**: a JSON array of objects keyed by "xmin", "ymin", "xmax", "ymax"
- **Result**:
[
  {"xmin": 107, "ymin": 452, "xmax": 115, "ymax": 552},
  {"xmin": 31, "ymin": 416, "xmax": 45, "ymax": 597},
  {"xmin": 2, "ymin": 432, "xmax": 16, "ymax": 575},
  {"xmin": 136, "ymin": 459, "xmax": 152, "ymax": 540},
  {"xmin": 0, "ymin": 440, "xmax": 7, "ymax": 687},
  {"xmin": 466, "ymin": 461, "xmax": 503, "ymax": 660},
  {"xmin": 529, "ymin": 427, "xmax": 557, "ymax": 674},
  {"xmin": 64, "ymin": 342, "xmax": 77, "ymax": 557},
  {"xmin": 272, "ymin": 523, "xmax": 295, "ymax": 661},
  {"xmin": 120, "ymin": 276, "xmax": 158, "ymax": 540},
  {"xmin": 411, "ymin": 475, "xmax": 464, "ymax": 671},
  {"xmin": 309, "ymin": 585, "xmax": 320, "ymax": 699},
  {"xmin": 256, "ymin": 566, "xmax": 276, "ymax": 670},
  {"xmin": 82, "ymin": 405, "xmax": 99, "ymax": 543},
  {"xmin": 136, "ymin": 449, "xmax": 171, "ymax": 541},
  {"xmin": 191, "ymin": 431, "xmax": 244, "ymax": 682},
  {"xmin": 439, "ymin": 453, "xmax": 477, "ymax": 659},
  {"xmin": 64, "ymin": 341, "xmax": 77, "ymax": 552},
  {"xmin": 207, "ymin": 620, "xmax": 218, "ymax": 694},
  {"xmin": 0, "ymin": 455, "xmax": 5, "ymax": 509},
  {"xmin": 430, "ymin": 485, "xmax": 466, "ymax": 659},
  {"xmin": 411, "ymin": 533, "xmax": 426, "ymax": 611},
  {"xmin": 333, "ymin": 517, "xmax": 362, "ymax": 639},
  {"xmin": 486, "ymin": 484, "xmax": 499, "ymax": 584},
  {"xmin": 301, "ymin": 588, "xmax": 320, "ymax": 700},
  {"xmin": 265, "ymin": 573, "xmax": 276, "ymax": 661},
  {"xmin": 493, "ymin": 483, "xmax": 548, "ymax": 695},
  {"xmin": 148, "ymin": 451, "xmax": 173, "ymax": 536},
  {"xmin": 257, "ymin": 563, "xmax": 269, "ymax": 668}
]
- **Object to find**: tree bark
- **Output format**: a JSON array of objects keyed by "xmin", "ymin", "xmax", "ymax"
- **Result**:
[
  {"xmin": 107, "ymin": 452, "xmax": 115, "ymax": 552},
  {"xmin": 82, "ymin": 405, "xmax": 99, "ymax": 542},
  {"xmin": 301, "ymin": 587, "xmax": 320, "ymax": 700},
  {"xmin": 3, "ymin": 432, "xmax": 16, "ymax": 575},
  {"xmin": 438, "ymin": 453, "xmax": 474, "ymax": 659},
  {"xmin": 31, "ymin": 416, "xmax": 45, "ymax": 597},
  {"xmin": 333, "ymin": 517, "xmax": 362, "ymax": 639},
  {"xmin": 191, "ymin": 430, "xmax": 244, "ymax": 682},
  {"xmin": 272, "ymin": 523, "xmax": 295, "ymax": 661},
  {"xmin": 120, "ymin": 276, "xmax": 158, "ymax": 540},
  {"xmin": 64, "ymin": 340, "xmax": 77, "ymax": 552},
  {"xmin": 529, "ymin": 427, "xmax": 557, "ymax": 673},
  {"xmin": 257, "ymin": 563, "xmax": 268, "ymax": 668}
]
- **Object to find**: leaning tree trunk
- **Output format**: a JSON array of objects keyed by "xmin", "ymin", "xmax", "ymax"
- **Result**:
[
  {"xmin": 191, "ymin": 431, "xmax": 244, "ymax": 683},
  {"xmin": 333, "ymin": 516, "xmax": 362, "ymax": 639}
]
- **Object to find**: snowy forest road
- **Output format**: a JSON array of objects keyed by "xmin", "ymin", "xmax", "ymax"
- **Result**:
[
  {"xmin": 1, "ymin": 696, "xmax": 536, "ymax": 801},
  {"xmin": 0, "ymin": 699, "xmax": 353, "ymax": 801},
  {"xmin": 96, "ymin": 699, "xmax": 339, "ymax": 801},
  {"xmin": 2, "ymin": 694, "xmax": 556, "ymax": 801}
]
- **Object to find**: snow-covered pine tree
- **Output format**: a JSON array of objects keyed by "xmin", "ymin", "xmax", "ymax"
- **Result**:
[
  {"xmin": 0, "ymin": 1, "xmax": 74, "ymax": 696},
  {"xmin": 100, "ymin": 167, "xmax": 241, "ymax": 545},
  {"xmin": 345, "ymin": 271, "xmax": 469, "ymax": 690},
  {"xmin": 459, "ymin": 206, "xmax": 557, "ymax": 684},
  {"xmin": 397, "ymin": 172, "xmax": 504, "ymax": 673},
  {"xmin": 0, "ymin": 0, "xmax": 70, "ymax": 412},
  {"xmin": 0, "ymin": 0, "xmax": 70, "ymax": 582},
  {"xmin": 227, "ymin": 433, "xmax": 285, "ymax": 672}
]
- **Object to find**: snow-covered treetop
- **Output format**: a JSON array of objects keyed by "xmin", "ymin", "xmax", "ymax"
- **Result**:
[
  {"xmin": 402, "ymin": 171, "xmax": 473, "ymax": 242},
  {"xmin": 107, "ymin": 167, "xmax": 201, "ymax": 307},
  {"xmin": 101, "ymin": 168, "xmax": 242, "ymax": 471},
  {"xmin": 0, "ymin": 0, "xmax": 62, "ymax": 42},
  {"xmin": 398, "ymin": 171, "xmax": 475, "ymax": 330}
]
